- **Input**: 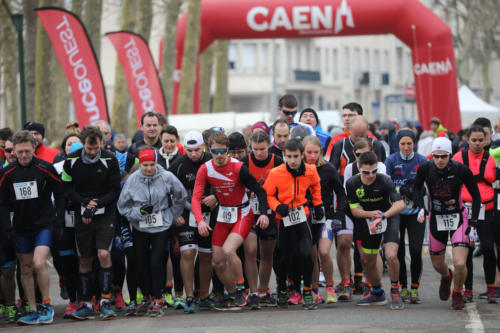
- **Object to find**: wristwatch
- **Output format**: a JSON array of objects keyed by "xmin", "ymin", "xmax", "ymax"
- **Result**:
[{"xmin": 380, "ymin": 212, "xmax": 385, "ymax": 218}]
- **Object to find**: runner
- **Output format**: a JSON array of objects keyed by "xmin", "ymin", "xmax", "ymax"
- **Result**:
[
  {"xmin": 192, "ymin": 132, "xmax": 269, "ymax": 310},
  {"xmin": 302, "ymin": 135, "xmax": 346, "ymax": 305},
  {"xmin": 240, "ymin": 131, "xmax": 283, "ymax": 309},
  {"xmin": 169, "ymin": 131, "xmax": 218, "ymax": 313},
  {"xmin": 269, "ymin": 120, "xmax": 290, "ymax": 158},
  {"xmin": 385, "ymin": 129, "xmax": 428, "ymax": 303},
  {"xmin": 23, "ymin": 122, "xmax": 59, "ymax": 164},
  {"xmin": 452, "ymin": 126, "xmax": 498, "ymax": 303},
  {"xmin": 413, "ymin": 137, "xmax": 481, "ymax": 310},
  {"xmin": 125, "ymin": 112, "xmax": 162, "ymax": 172},
  {"xmin": 62, "ymin": 126, "xmax": 121, "ymax": 320},
  {"xmin": 263, "ymin": 138, "xmax": 324, "ymax": 310},
  {"xmin": 299, "ymin": 109, "xmax": 331, "ymax": 149},
  {"xmin": 0, "ymin": 130, "xmax": 65, "ymax": 324},
  {"xmin": 346, "ymin": 151, "xmax": 405, "ymax": 309},
  {"xmin": 118, "ymin": 147, "xmax": 187, "ymax": 317}
]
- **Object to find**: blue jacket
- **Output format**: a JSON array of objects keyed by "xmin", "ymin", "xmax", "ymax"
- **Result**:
[
  {"xmin": 314, "ymin": 125, "xmax": 331, "ymax": 149},
  {"xmin": 385, "ymin": 151, "xmax": 427, "ymax": 215}
]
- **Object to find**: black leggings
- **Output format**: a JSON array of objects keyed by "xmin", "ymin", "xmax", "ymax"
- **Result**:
[
  {"xmin": 276, "ymin": 221, "xmax": 313, "ymax": 292},
  {"xmin": 124, "ymin": 247, "xmax": 137, "ymax": 302},
  {"xmin": 132, "ymin": 229, "xmax": 170, "ymax": 300},
  {"xmin": 111, "ymin": 242, "xmax": 126, "ymax": 291},
  {"xmin": 398, "ymin": 214, "xmax": 426, "ymax": 288},
  {"xmin": 476, "ymin": 211, "xmax": 500, "ymax": 285},
  {"xmin": 54, "ymin": 228, "xmax": 79, "ymax": 303}
]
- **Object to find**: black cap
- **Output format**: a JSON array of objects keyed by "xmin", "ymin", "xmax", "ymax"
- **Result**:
[
  {"xmin": 228, "ymin": 132, "xmax": 246, "ymax": 150},
  {"xmin": 24, "ymin": 122, "xmax": 45, "ymax": 137},
  {"xmin": 299, "ymin": 108, "xmax": 319, "ymax": 126}
]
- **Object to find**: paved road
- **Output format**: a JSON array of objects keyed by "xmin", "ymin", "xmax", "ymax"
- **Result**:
[{"xmin": 0, "ymin": 247, "xmax": 498, "ymax": 332}]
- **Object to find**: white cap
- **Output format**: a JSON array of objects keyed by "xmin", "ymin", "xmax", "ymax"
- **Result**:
[
  {"xmin": 431, "ymin": 137, "xmax": 452, "ymax": 154},
  {"xmin": 183, "ymin": 131, "xmax": 204, "ymax": 148}
]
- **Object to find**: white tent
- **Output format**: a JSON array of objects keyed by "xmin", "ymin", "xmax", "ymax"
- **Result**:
[{"xmin": 459, "ymin": 85, "xmax": 500, "ymax": 126}]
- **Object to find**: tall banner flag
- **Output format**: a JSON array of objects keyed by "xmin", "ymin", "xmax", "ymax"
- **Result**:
[
  {"xmin": 35, "ymin": 7, "xmax": 109, "ymax": 127},
  {"xmin": 107, "ymin": 31, "xmax": 167, "ymax": 127}
]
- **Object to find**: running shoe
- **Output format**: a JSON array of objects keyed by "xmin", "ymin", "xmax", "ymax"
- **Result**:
[
  {"xmin": 495, "ymin": 286, "xmax": 500, "ymax": 299},
  {"xmin": 400, "ymin": 288, "xmax": 410, "ymax": 302},
  {"xmin": 260, "ymin": 292, "xmax": 277, "ymax": 307},
  {"xmin": 137, "ymin": 299, "xmax": 152, "ymax": 315},
  {"xmin": 357, "ymin": 290, "xmax": 387, "ymax": 306},
  {"xmin": 487, "ymin": 287, "xmax": 498, "ymax": 304},
  {"xmin": 325, "ymin": 286, "xmax": 338, "ymax": 304},
  {"xmin": 5, "ymin": 305, "xmax": 18, "ymax": 323},
  {"xmin": 451, "ymin": 292, "xmax": 464, "ymax": 310},
  {"xmin": 390, "ymin": 289, "xmax": 404, "ymax": 310},
  {"xmin": 17, "ymin": 310, "xmax": 39, "ymax": 325},
  {"xmin": 38, "ymin": 304, "xmax": 54, "ymax": 325},
  {"xmin": 234, "ymin": 289, "xmax": 247, "ymax": 307},
  {"xmin": 212, "ymin": 292, "xmax": 225, "ymax": 308},
  {"xmin": 174, "ymin": 295, "xmax": 185, "ymax": 310},
  {"xmin": 60, "ymin": 282, "xmax": 69, "ymax": 300},
  {"xmin": 353, "ymin": 281, "xmax": 365, "ymax": 295},
  {"xmin": 337, "ymin": 284, "xmax": 353, "ymax": 301},
  {"xmin": 248, "ymin": 293, "xmax": 260, "ymax": 310},
  {"xmin": 184, "ymin": 297, "xmax": 196, "ymax": 314},
  {"xmin": 198, "ymin": 297, "xmax": 214, "ymax": 309},
  {"xmin": 114, "ymin": 291, "xmax": 125, "ymax": 311},
  {"xmin": 302, "ymin": 290, "xmax": 316, "ymax": 310},
  {"xmin": 288, "ymin": 290, "xmax": 303, "ymax": 305},
  {"xmin": 277, "ymin": 290, "xmax": 289, "ymax": 308},
  {"xmin": 126, "ymin": 300, "xmax": 138, "ymax": 316},
  {"xmin": 478, "ymin": 290, "xmax": 488, "ymax": 299},
  {"xmin": 150, "ymin": 302, "xmax": 163, "ymax": 317},
  {"xmin": 363, "ymin": 284, "xmax": 372, "ymax": 296},
  {"xmin": 410, "ymin": 289, "xmax": 422, "ymax": 304},
  {"xmin": 100, "ymin": 301, "xmax": 117, "ymax": 320},
  {"xmin": 439, "ymin": 269, "xmax": 453, "ymax": 301},
  {"xmin": 64, "ymin": 302, "xmax": 78, "ymax": 319},
  {"xmin": 163, "ymin": 293, "xmax": 174, "ymax": 307},
  {"xmin": 463, "ymin": 289, "xmax": 473, "ymax": 303},
  {"xmin": 72, "ymin": 303, "xmax": 95, "ymax": 320},
  {"xmin": 214, "ymin": 298, "xmax": 242, "ymax": 311},
  {"xmin": 312, "ymin": 291, "xmax": 324, "ymax": 305}
]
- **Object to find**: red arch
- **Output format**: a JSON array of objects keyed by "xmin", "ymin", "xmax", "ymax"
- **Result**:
[{"xmin": 170, "ymin": 0, "xmax": 460, "ymax": 132}]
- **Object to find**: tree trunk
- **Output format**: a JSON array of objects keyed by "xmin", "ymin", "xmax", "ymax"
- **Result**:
[
  {"xmin": 212, "ymin": 41, "xmax": 229, "ymax": 113},
  {"xmin": 111, "ymin": 0, "xmax": 136, "ymax": 135},
  {"xmin": 160, "ymin": 0, "xmax": 182, "ymax": 113},
  {"xmin": 0, "ymin": 0, "xmax": 20, "ymax": 129},
  {"xmin": 177, "ymin": 0, "xmax": 201, "ymax": 114},
  {"xmin": 34, "ymin": 0, "xmax": 58, "ymax": 140},
  {"xmin": 83, "ymin": 0, "xmax": 102, "ymax": 60},
  {"xmin": 23, "ymin": 0, "xmax": 37, "ymax": 121},
  {"xmin": 128, "ymin": 0, "xmax": 153, "ymax": 135},
  {"xmin": 199, "ymin": 43, "xmax": 215, "ymax": 113}
]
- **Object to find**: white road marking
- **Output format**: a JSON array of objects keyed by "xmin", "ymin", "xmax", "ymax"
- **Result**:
[{"xmin": 465, "ymin": 303, "xmax": 484, "ymax": 333}]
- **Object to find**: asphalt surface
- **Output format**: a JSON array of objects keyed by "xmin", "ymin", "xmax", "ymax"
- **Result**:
[{"xmin": 1, "ymin": 246, "xmax": 498, "ymax": 333}]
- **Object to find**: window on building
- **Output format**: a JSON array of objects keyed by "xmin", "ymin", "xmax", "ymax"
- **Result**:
[
  {"xmin": 259, "ymin": 43, "xmax": 269, "ymax": 73},
  {"xmin": 333, "ymin": 49, "xmax": 338, "ymax": 81},
  {"xmin": 353, "ymin": 48, "xmax": 360, "ymax": 82},
  {"xmin": 344, "ymin": 47, "xmax": 350, "ymax": 76},
  {"xmin": 364, "ymin": 49, "xmax": 370, "ymax": 72},
  {"xmin": 396, "ymin": 47, "xmax": 403, "ymax": 82},
  {"xmin": 242, "ymin": 43, "xmax": 257, "ymax": 73},
  {"xmin": 374, "ymin": 50, "xmax": 380, "ymax": 88},
  {"xmin": 296, "ymin": 44, "xmax": 301, "ymax": 69},
  {"xmin": 315, "ymin": 47, "xmax": 321, "ymax": 72},
  {"xmin": 383, "ymin": 50, "xmax": 389, "ymax": 73},
  {"xmin": 325, "ymin": 48, "xmax": 330, "ymax": 73},
  {"xmin": 228, "ymin": 43, "xmax": 237, "ymax": 70}
]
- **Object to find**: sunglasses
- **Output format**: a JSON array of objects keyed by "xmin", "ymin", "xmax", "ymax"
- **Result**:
[
  {"xmin": 212, "ymin": 127, "xmax": 225, "ymax": 133},
  {"xmin": 360, "ymin": 168, "xmax": 378, "ymax": 175},
  {"xmin": 4, "ymin": 148, "xmax": 12, "ymax": 153},
  {"xmin": 432, "ymin": 154, "xmax": 449, "ymax": 159},
  {"xmin": 281, "ymin": 108, "xmax": 297, "ymax": 116},
  {"xmin": 210, "ymin": 148, "xmax": 228, "ymax": 155}
]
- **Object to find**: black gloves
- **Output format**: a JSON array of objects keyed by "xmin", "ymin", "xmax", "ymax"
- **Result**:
[
  {"xmin": 399, "ymin": 185, "xmax": 413, "ymax": 199},
  {"xmin": 81, "ymin": 197, "xmax": 92, "ymax": 207},
  {"xmin": 313, "ymin": 205, "xmax": 324, "ymax": 221},
  {"xmin": 276, "ymin": 204, "xmax": 289, "ymax": 218},
  {"xmin": 82, "ymin": 206, "xmax": 97, "ymax": 219},
  {"xmin": 140, "ymin": 204, "xmax": 154, "ymax": 215}
]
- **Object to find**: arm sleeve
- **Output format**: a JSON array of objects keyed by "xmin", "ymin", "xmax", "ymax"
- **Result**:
[
  {"xmin": 343, "ymin": 164, "xmax": 352, "ymax": 188},
  {"xmin": 385, "ymin": 156, "xmax": 393, "ymax": 177},
  {"xmin": 345, "ymin": 179, "xmax": 360, "ymax": 209},
  {"xmin": 386, "ymin": 176, "xmax": 402, "ymax": 202},
  {"xmin": 0, "ymin": 170, "xmax": 12, "ymax": 233},
  {"xmin": 309, "ymin": 168, "xmax": 323, "ymax": 207},
  {"xmin": 263, "ymin": 170, "xmax": 281, "ymax": 212},
  {"xmin": 412, "ymin": 163, "xmax": 427, "ymax": 209},
  {"xmin": 192, "ymin": 165, "xmax": 208, "ymax": 223},
  {"xmin": 98, "ymin": 156, "xmax": 122, "ymax": 208},
  {"xmin": 460, "ymin": 165, "xmax": 481, "ymax": 220},
  {"xmin": 331, "ymin": 141, "xmax": 343, "ymax": 170},
  {"xmin": 124, "ymin": 144, "xmax": 136, "ymax": 173},
  {"xmin": 117, "ymin": 178, "xmax": 143, "ymax": 223},
  {"xmin": 375, "ymin": 142, "xmax": 387, "ymax": 163},
  {"xmin": 239, "ymin": 165, "xmax": 269, "ymax": 214},
  {"xmin": 164, "ymin": 172, "xmax": 188, "ymax": 221},
  {"xmin": 61, "ymin": 159, "xmax": 84, "ymax": 205},
  {"xmin": 331, "ymin": 168, "xmax": 347, "ymax": 216},
  {"xmin": 47, "ymin": 164, "xmax": 66, "ymax": 228}
]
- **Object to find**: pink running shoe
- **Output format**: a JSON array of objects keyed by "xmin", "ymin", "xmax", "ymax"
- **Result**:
[{"xmin": 288, "ymin": 291, "xmax": 303, "ymax": 305}]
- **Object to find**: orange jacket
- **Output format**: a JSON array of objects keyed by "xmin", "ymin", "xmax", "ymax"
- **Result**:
[{"xmin": 263, "ymin": 162, "xmax": 322, "ymax": 218}]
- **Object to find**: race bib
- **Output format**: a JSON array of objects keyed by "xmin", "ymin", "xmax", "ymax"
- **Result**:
[
  {"xmin": 217, "ymin": 206, "xmax": 238, "ymax": 223},
  {"xmin": 14, "ymin": 181, "xmax": 38, "ymax": 200},
  {"xmin": 80, "ymin": 206, "xmax": 105, "ymax": 215},
  {"xmin": 312, "ymin": 207, "xmax": 326, "ymax": 224},
  {"xmin": 65, "ymin": 210, "xmax": 75, "ymax": 228},
  {"xmin": 139, "ymin": 211, "xmax": 163, "ymax": 229},
  {"xmin": 282, "ymin": 206, "xmax": 307, "ymax": 227},
  {"xmin": 188, "ymin": 212, "xmax": 210, "ymax": 228},
  {"xmin": 436, "ymin": 213, "xmax": 460, "ymax": 231},
  {"xmin": 366, "ymin": 218, "xmax": 387, "ymax": 235},
  {"xmin": 464, "ymin": 202, "xmax": 485, "ymax": 221},
  {"xmin": 251, "ymin": 197, "xmax": 271, "ymax": 215}
]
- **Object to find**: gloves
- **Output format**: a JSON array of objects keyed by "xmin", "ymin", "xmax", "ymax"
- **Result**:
[
  {"xmin": 468, "ymin": 227, "xmax": 479, "ymax": 242},
  {"xmin": 140, "ymin": 204, "xmax": 154, "ymax": 216},
  {"xmin": 331, "ymin": 219, "xmax": 343, "ymax": 232},
  {"xmin": 82, "ymin": 206, "xmax": 97, "ymax": 219},
  {"xmin": 81, "ymin": 197, "xmax": 92, "ymax": 207},
  {"xmin": 313, "ymin": 205, "xmax": 324, "ymax": 221},
  {"xmin": 399, "ymin": 185, "xmax": 413, "ymax": 198},
  {"xmin": 417, "ymin": 208, "xmax": 425, "ymax": 221},
  {"xmin": 465, "ymin": 218, "xmax": 478, "ymax": 236},
  {"xmin": 276, "ymin": 204, "xmax": 289, "ymax": 218}
]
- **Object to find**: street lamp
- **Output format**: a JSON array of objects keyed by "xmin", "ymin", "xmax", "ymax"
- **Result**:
[{"xmin": 2, "ymin": 0, "xmax": 27, "ymax": 126}]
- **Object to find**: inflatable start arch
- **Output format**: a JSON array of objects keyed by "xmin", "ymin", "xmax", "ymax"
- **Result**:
[{"xmin": 171, "ymin": 0, "xmax": 461, "ymax": 132}]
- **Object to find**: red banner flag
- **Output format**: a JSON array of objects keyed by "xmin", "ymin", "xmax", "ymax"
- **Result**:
[
  {"xmin": 35, "ymin": 7, "xmax": 109, "ymax": 127},
  {"xmin": 106, "ymin": 31, "xmax": 167, "ymax": 127}
]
